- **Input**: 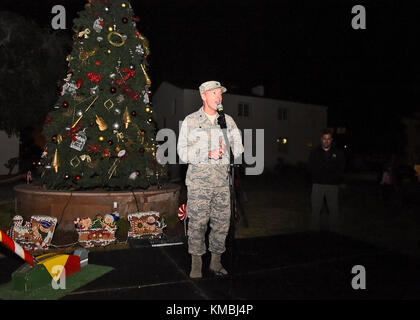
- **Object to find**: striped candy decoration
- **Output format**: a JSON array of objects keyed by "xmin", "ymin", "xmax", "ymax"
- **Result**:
[
  {"xmin": 178, "ymin": 204, "xmax": 187, "ymax": 221},
  {"xmin": 0, "ymin": 230, "xmax": 35, "ymax": 266}
]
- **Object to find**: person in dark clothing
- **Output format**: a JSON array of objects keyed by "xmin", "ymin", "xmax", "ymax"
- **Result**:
[{"xmin": 308, "ymin": 129, "xmax": 345, "ymax": 232}]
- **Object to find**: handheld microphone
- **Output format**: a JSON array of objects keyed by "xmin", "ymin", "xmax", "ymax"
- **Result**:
[{"xmin": 216, "ymin": 103, "xmax": 227, "ymax": 129}]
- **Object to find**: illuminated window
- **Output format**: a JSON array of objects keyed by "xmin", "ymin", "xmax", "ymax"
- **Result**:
[{"xmin": 277, "ymin": 137, "xmax": 288, "ymax": 153}]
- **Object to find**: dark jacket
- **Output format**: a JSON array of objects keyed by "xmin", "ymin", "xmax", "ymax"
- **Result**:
[{"xmin": 308, "ymin": 145, "xmax": 345, "ymax": 185}]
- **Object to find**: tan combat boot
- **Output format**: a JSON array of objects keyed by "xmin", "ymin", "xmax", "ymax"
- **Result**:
[
  {"xmin": 210, "ymin": 253, "xmax": 228, "ymax": 276},
  {"xmin": 189, "ymin": 255, "xmax": 202, "ymax": 279}
]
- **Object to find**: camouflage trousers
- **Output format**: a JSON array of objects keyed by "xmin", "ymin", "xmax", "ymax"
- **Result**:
[{"xmin": 187, "ymin": 186, "xmax": 231, "ymax": 256}]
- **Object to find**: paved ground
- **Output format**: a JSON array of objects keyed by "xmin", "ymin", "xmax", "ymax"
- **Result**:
[{"xmin": 0, "ymin": 171, "xmax": 420, "ymax": 303}]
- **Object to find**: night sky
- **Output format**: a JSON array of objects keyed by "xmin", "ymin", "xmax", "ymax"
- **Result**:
[{"xmin": 1, "ymin": 0, "xmax": 420, "ymax": 119}]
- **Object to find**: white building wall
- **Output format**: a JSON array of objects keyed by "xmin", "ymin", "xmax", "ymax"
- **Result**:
[{"xmin": 152, "ymin": 82, "xmax": 327, "ymax": 179}]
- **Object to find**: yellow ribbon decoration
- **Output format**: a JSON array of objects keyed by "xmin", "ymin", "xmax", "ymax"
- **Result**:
[{"xmin": 107, "ymin": 31, "xmax": 126, "ymax": 47}]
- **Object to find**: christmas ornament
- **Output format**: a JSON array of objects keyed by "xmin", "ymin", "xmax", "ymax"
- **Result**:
[
  {"xmin": 95, "ymin": 60, "xmax": 101, "ymax": 66},
  {"xmin": 88, "ymin": 144, "xmax": 101, "ymax": 153},
  {"xmin": 87, "ymin": 72, "xmax": 102, "ymax": 82},
  {"xmin": 129, "ymin": 172, "xmax": 138, "ymax": 180},
  {"xmin": 122, "ymin": 17, "xmax": 128, "ymax": 23},
  {"xmin": 102, "ymin": 148, "xmax": 111, "ymax": 158},
  {"xmin": 123, "ymin": 107, "xmax": 131, "ymax": 129},
  {"xmin": 135, "ymin": 44, "xmax": 144, "ymax": 55},
  {"xmin": 145, "ymin": 106, "xmax": 151, "ymax": 113},
  {"xmin": 131, "ymin": 111, "xmax": 136, "ymax": 116},
  {"xmin": 113, "ymin": 130, "xmax": 124, "ymax": 142},
  {"xmin": 178, "ymin": 204, "xmax": 187, "ymax": 221},
  {"xmin": 77, "ymin": 79, "xmax": 83, "ymax": 88},
  {"xmin": 71, "ymin": 95, "xmax": 99, "ymax": 128},
  {"xmin": 108, "ymin": 26, "xmax": 114, "ymax": 32},
  {"xmin": 112, "ymin": 122, "xmax": 119, "ymax": 130},
  {"xmin": 140, "ymin": 64, "xmax": 151, "ymax": 85},
  {"xmin": 70, "ymin": 129, "xmax": 87, "ymax": 151},
  {"xmin": 107, "ymin": 140, "xmax": 113, "ymax": 145},
  {"xmin": 104, "ymin": 99, "xmax": 114, "ymax": 110},
  {"xmin": 90, "ymin": 85, "xmax": 98, "ymax": 95},
  {"xmin": 99, "ymin": 136, "xmax": 105, "ymax": 142},
  {"xmin": 121, "ymin": 2, "xmax": 127, "ymax": 8},
  {"xmin": 70, "ymin": 156, "xmax": 81, "ymax": 167},
  {"xmin": 114, "ymin": 79, "xmax": 139, "ymax": 100},
  {"xmin": 80, "ymin": 155, "xmax": 92, "ymax": 163},
  {"xmin": 93, "ymin": 17, "xmax": 104, "ymax": 33},
  {"xmin": 96, "ymin": 114, "xmax": 108, "ymax": 131},
  {"xmin": 78, "ymin": 28, "xmax": 91, "ymax": 39},
  {"xmin": 52, "ymin": 149, "xmax": 59, "ymax": 173},
  {"xmin": 107, "ymin": 31, "xmax": 125, "ymax": 47},
  {"xmin": 79, "ymin": 47, "xmax": 98, "ymax": 62},
  {"xmin": 61, "ymin": 81, "xmax": 78, "ymax": 96},
  {"xmin": 110, "ymin": 87, "xmax": 116, "ymax": 93},
  {"xmin": 116, "ymin": 94, "xmax": 124, "ymax": 103},
  {"xmin": 122, "ymin": 68, "xmax": 135, "ymax": 81},
  {"xmin": 62, "ymin": 101, "xmax": 69, "ymax": 108},
  {"xmin": 97, "ymin": 37, "xmax": 103, "ymax": 42},
  {"xmin": 135, "ymin": 30, "xmax": 150, "ymax": 57}
]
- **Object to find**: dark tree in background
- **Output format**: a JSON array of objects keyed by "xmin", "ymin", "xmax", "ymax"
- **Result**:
[{"xmin": 0, "ymin": 11, "xmax": 69, "ymax": 170}]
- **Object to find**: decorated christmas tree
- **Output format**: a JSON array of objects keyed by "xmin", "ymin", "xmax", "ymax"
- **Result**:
[{"xmin": 37, "ymin": 0, "xmax": 166, "ymax": 190}]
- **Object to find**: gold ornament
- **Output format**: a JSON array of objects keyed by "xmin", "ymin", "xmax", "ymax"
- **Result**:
[
  {"xmin": 52, "ymin": 149, "xmax": 59, "ymax": 173},
  {"xmin": 136, "ymin": 31, "xmax": 150, "ymax": 57},
  {"xmin": 113, "ymin": 130, "xmax": 124, "ymax": 142},
  {"xmin": 99, "ymin": 136, "xmax": 105, "ymax": 142},
  {"xmin": 96, "ymin": 115, "xmax": 108, "ymax": 131},
  {"xmin": 79, "ymin": 47, "xmax": 98, "ymax": 63},
  {"xmin": 121, "ymin": 2, "xmax": 127, "ymax": 7},
  {"xmin": 80, "ymin": 155, "xmax": 92, "ymax": 163},
  {"xmin": 107, "ymin": 159, "xmax": 119, "ymax": 179},
  {"xmin": 123, "ymin": 107, "xmax": 131, "ymax": 129},
  {"xmin": 104, "ymin": 99, "xmax": 114, "ymax": 110},
  {"xmin": 115, "ymin": 146, "xmax": 121, "ymax": 153},
  {"xmin": 108, "ymin": 26, "xmax": 114, "ymax": 32},
  {"xmin": 145, "ymin": 106, "xmax": 151, "ymax": 113},
  {"xmin": 78, "ymin": 28, "xmax": 90, "ymax": 39},
  {"xmin": 107, "ymin": 31, "xmax": 126, "ymax": 47},
  {"xmin": 107, "ymin": 49, "xmax": 111, "ymax": 54},
  {"xmin": 71, "ymin": 96, "xmax": 99, "ymax": 128},
  {"xmin": 70, "ymin": 156, "xmax": 81, "ymax": 167},
  {"xmin": 57, "ymin": 134, "xmax": 63, "ymax": 145},
  {"xmin": 140, "ymin": 64, "xmax": 151, "ymax": 85}
]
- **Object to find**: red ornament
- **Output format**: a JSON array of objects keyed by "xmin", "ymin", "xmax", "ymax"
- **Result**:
[
  {"xmin": 95, "ymin": 61, "xmax": 101, "ymax": 66},
  {"xmin": 136, "ymin": 171, "xmax": 140, "ymax": 176},
  {"xmin": 131, "ymin": 16, "xmax": 140, "ymax": 22},
  {"xmin": 178, "ymin": 203, "xmax": 187, "ymax": 221},
  {"xmin": 122, "ymin": 68, "xmax": 135, "ymax": 81},
  {"xmin": 87, "ymin": 72, "xmax": 102, "ymax": 82},
  {"xmin": 76, "ymin": 79, "xmax": 83, "ymax": 89},
  {"xmin": 102, "ymin": 148, "xmax": 111, "ymax": 158},
  {"xmin": 62, "ymin": 101, "xmax": 69, "ymax": 108}
]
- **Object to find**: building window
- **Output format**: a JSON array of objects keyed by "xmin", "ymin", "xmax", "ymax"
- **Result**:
[
  {"xmin": 172, "ymin": 99, "xmax": 177, "ymax": 115},
  {"xmin": 278, "ymin": 108, "xmax": 288, "ymax": 120},
  {"xmin": 238, "ymin": 102, "xmax": 251, "ymax": 117}
]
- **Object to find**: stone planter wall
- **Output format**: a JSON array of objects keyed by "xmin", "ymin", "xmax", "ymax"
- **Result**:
[{"xmin": 14, "ymin": 184, "xmax": 181, "ymax": 231}]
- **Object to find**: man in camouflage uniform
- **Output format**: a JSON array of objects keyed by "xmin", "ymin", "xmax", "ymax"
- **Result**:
[{"xmin": 177, "ymin": 80, "xmax": 244, "ymax": 279}]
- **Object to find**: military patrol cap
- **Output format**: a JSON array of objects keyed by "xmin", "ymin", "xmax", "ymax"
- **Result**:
[{"xmin": 199, "ymin": 81, "xmax": 227, "ymax": 94}]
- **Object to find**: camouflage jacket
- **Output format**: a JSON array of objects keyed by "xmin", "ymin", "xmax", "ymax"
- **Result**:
[{"xmin": 177, "ymin": 106, "xmax": 244, "ymax": 188}]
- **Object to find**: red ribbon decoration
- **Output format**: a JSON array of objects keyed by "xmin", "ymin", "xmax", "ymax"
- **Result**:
[
  {"xmin": 114, "ymin": 79, "xmax": 139, "ymax": 101},
  {"xmin": 122, "ymin": 68, "xmax": 136, "ymax": 81},
  {"xmin": 64, "ymin": 125, "xmax": 83, "ymax": 142},
  {"xmin": 88, "ymin": 144, "xmax": 101, "ymax": 153},
  {"xmin": 87, "ymin": 72, "xmax": 102, "ymax": 82}
]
